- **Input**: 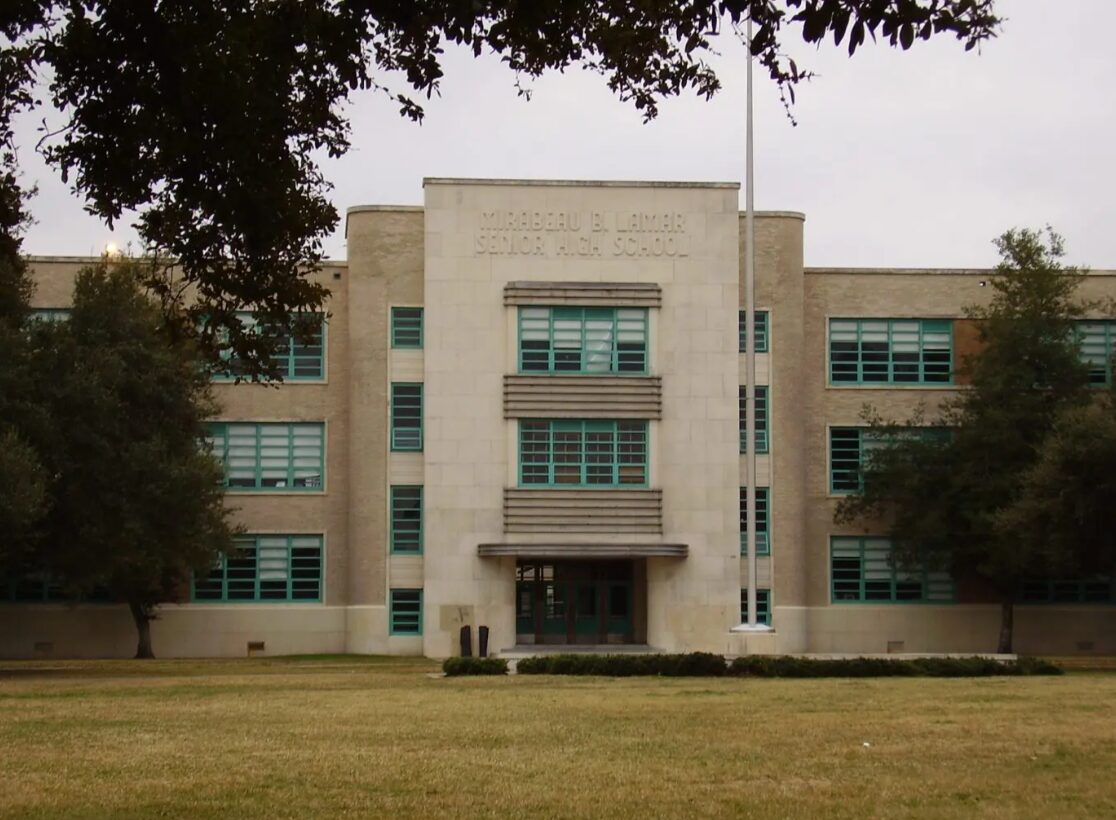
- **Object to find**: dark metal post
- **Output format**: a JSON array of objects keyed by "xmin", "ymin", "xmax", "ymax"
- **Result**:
[
  {"xmin": 459, "ymin": 625, "xmax": 472, "ymax": 657},
  {"xmin": 478, "ymin": 625, "xmax": 489, "ymax": 658}
]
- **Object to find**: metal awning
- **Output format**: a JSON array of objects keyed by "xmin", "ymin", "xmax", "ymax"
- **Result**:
[{"xmin": 477, "ymin": 542, "xmax": 687, "ymax": 559}]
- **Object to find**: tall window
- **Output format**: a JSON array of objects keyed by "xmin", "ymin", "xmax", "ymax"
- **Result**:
[
  {"xmin": 391, "ymin": 307, "xmax": 423, "ymax": 349},
  {"xmin": 390, "ymin": 486, "xmax": 423, "ymax": 554},
  {"xmin": 206, "ymin": 423, "xmax": 324, "ymax": 491},
  {"xmin": 830, "ymin": 536, "xmax": 954, "ymax": 603},
  {"xmin": 390, "ymin": 589, "xmax": 423, "ymax": 635},
  {"xmin": 829, "ymin": 319, "xmax": 952, "ymax": 385},
  {"xmin": 738, "ymin": 310, "xmax": 769, "ymax": 353},
  {"xmin": 215, "ymin": 313, "xmax": 326, "ymax": 380},
  {"xmin": 740, "ymin": 588, "xmax": 771, "ymax": 626},
  {"xmin": 738, "ymin": 386, "xmax": 769, "ymax": 454},
  {"xmin": 519, "ymin": 420, "xmax": 647, "ymax": 487},
  {"xmin": 518, "ymin": 307, "xmax": 648, "ymax": 374},
  {"xmin": 192, "ymin": 535, "xmax": 323, "ymax": 602},
  {"xmin": 391, "ymin": 383, "xmax": 423, "ymax": 451},
  {"xmin": 1077, "ymin": 321, "xmax": 1116, "ymax": 386},
  {"xmin": 739, "ymin": 487, "xmax": 770, "ymax": 555}
]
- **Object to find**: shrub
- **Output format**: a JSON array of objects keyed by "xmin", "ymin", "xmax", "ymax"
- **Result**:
[
  {"xmin": 728, "ymin": 655, "xmax": 1063, "ymax": 678},
  {"xmin": 515, "ymin": 653, "xmax": 1062, "ymax": 678},
  {"xmin": 516, "ymin": 652, "xmax": 726, "ymax": 677},
  {"xmin": 442, "ymin": 657, "xmax": 508, "ymax": 676}
]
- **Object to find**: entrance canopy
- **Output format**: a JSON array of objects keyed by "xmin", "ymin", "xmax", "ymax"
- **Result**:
[{"xmin": 478, "ymin": 542, "xmax": 687, "ymax": 559}]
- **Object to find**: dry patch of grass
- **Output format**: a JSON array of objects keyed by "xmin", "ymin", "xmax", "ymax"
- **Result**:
[{"xmin": 1, "ymin": 657, "xmax": 1115, "ymax": 819}]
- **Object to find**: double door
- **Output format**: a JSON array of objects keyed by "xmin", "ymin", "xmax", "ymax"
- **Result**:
[{"xmin": 516, "ymin": 561, "xmax": 635, "ymax": 644}]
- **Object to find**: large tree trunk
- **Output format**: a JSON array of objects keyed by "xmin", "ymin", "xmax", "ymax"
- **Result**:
[
  {"xmin": 997, "ymin": 599, "xmax": 1014, "ymax": 654},
  {"xmin": 128, "ymin": 600, "xmax": 155, "ymax": 659}
]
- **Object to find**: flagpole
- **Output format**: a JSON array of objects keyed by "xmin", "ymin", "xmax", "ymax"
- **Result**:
[{"xmin": 743, "ymin": 13, "xmax": 759, "ymax": 629}]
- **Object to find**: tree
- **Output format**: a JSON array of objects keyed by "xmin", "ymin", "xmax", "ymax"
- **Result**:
[
  {"xmin": 1, "ymin": 1, "xmax": 1000, "ymax": 377},
  {"xmin": 0, "ymin": 137, "xmax": 48, "ymax": 569},
  {"xmin": 24, "ymin": 258, "xmax": 237, "ymax": 658},
  {"xmin": 836, "ymin": 228, "xmax": 1093, "ymax": 653},
  {"xmin": 999, "ymin": 393, "xmax": 1116, "ymax": 587}
]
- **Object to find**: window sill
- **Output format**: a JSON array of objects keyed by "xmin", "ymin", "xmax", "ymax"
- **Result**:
[
  {"xmin": 223, "ymin": 490, "xmax": 327, "ymax": 496},
  {"xmin": 825, "ymin": 383, "xmax": 957, "ymax": 390}
]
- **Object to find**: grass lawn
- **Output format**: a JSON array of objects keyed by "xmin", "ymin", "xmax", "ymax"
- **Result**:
[{"xmin": 1, "ymin": 656, "xmax": 1115, "ymax": 819}]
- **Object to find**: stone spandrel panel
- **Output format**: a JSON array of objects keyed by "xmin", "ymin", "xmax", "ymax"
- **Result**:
[{"xmin": 422, "ymin": 180, "xmax": 742, "ymax": 656}]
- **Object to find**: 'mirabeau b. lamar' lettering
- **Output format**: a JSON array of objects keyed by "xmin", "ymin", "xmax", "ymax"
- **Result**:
[
  {"xmin": 479, "ymin": 211, "xmax": 687, "ymax": 234},
  {"xmin": 474, "ymin": 210, "xmax": 691, "ymax": 257},
  {"xmin": 479, "ymin": 211, "xmax": 583, "ymax": 232}
]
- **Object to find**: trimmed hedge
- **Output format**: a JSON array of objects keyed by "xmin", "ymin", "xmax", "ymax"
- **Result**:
[
  {"xmin": 517, "ymin": 652, "xmax": 727, "ymax": 677},
  {"xmin": 514, "ymin": 653, "xmax": 1062, "ymax": 678},
  {"xmin": 442, "ymin": 657, "xmax": 509, "ymax": 676},
  {"xmin": 729, "ymin": 655, "xmax": 1062, "ymax": 678}
]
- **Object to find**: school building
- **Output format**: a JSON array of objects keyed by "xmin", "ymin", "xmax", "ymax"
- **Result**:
[{"xmin": 4, "ymin": 178, "xmax": 1114, "ymax": 658}]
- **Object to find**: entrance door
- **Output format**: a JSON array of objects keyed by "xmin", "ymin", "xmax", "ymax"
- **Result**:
[
  {"xmin": 573, "ymin": 581, "xmax": 600, "ymax": 642},
  {"xmin": 541, "ymin": 579, "xmax": 567, "ymax": 639},
  {"xmin": 605, "ymin": 582, "xmax": 633, "ymax": 640},
  {"xmin": 515, "ymin": 560, "xmax": 640, "ymax": 645}
]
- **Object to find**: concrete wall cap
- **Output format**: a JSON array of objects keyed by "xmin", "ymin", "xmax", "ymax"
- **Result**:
[
  {"xmin": 738, "ymin": 210, "xmax": 806, "ymax": 221},
  {"xmin": 806, "ymin": 266, "xmax": 1116, "ymax": 277},
  {"xmin": 24, "ymin": 254, "xmax": 348, "ymax": 266},
  {"xmin": 422, "ymin": 176, "xmax": 740, "ymax": 189}
]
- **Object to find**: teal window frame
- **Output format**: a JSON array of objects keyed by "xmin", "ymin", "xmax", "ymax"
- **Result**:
[
  {"xmin": 0, "ymin": 574, "xmax": 110, "ymax": 604},
  {"xmin": 206, "ymin": 422, "xmax": 325, "ymax": 492},
  {"xmin": 830, "ymin": 427, "xmax": 952, "ymax": 494},
  {"xmin": 1020, "ymin": 578, "xmax": 1113, "ymax": 604},
  {"xmin": 739, "ymin": 487, "xmax": 770, "ymax": 555},
  {"xmin": 390, "ymin": 588, "xmax": 423, "ymax": 635},
  {"xmin": 213, "ymin": 312, "xmax": 326, "ymax": 381},
  {"xmin": 390, "ymin": 486, "xmax": 423, "ymax": 554},
  {"xmin": 518, "ymin": 420, "xmax": 648, "ymax": 487},
  {"xmin": 1076, "ymin": 321, "xmax": 1116, "ymax": 386},
  {"xmin": 391, "ymin": 307, "xmax": 424, "ymax": 349},
  {"xmin": 2, "ymin": 573, "xmax": 66, "ymax": 602},
  {"xmin": 829, "ymin": 319, "xmax": 952, "ymax": 385},
  {"xmin": 518, "ymin": 307, "xmax": 649, "ymax": 374},
  {"xmin": 191, "ymin": 534, "xmax": 323, "ymax": 602},
  {"xmin": 390, "ymin": 383, "xmax": 423, "ymax": 451},
  {"xmin": 738, "ymin": 386, "xmax": 769, "ymax": 454},
  {"xmin": 740, "ymin": 588, "xmax": 772, "ymax": 626},
  {"xmin": 738, "ymin": 310, "xmax": 769, "ymax": 353},
  {"xmin": 830, "ymin": 427, "xmax": 868, "ymax": 493},
  {"xmin": 830, "ymin": 536, "xmax": 955, "ymax": 604}
]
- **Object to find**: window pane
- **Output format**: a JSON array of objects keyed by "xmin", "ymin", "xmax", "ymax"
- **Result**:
[
  {"xmin": 208, "ymin": 423, "xmax": 324, "ymax": 491},
  {"xmin": 390, "ymin": 589, "xmax": 423, "ymax": 635},
  {"xmin": 519, "ymin": 420, "xmax": 647, "ymax": 488},
  {"xmin": 391, "ymin": 307, "xmax": 423, "ymax": 348},
  {"xmin": 518, "ymin": 307, "xmax": 647, "ymax": 374},
  {"xmin": 391, "ymin": 486, "xmax": 423, "ymax": 553},
  {"xmin": 830, "ymin": 536, "xmax": 955, "ymax": 604},
  {"xmin": 192, "ymin": 535, "xmax": 322, "ymax": 602},
  {"xmin": 739, "ymin": 487, "xmax": 770, "ymax": 555},
  {"xmin": 213, "ymin": 312, "xmax": 325, "ymax": 380},
  {"xmin": 391, "ymin": 383, "xmax": 423, "ymax": 451},
  {"xmin": 829, "ymin": 319, "xmax": 954, "ymax": 385}
]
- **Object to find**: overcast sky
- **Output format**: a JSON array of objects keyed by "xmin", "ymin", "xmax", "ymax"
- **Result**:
[{"xmin": 15, "ymin": 0, "xmax": 1116, "ymax": 269}]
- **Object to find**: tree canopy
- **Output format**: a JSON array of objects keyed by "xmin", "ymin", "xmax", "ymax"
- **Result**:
[
  {"xmin": 835, "ymin": 228, "xmax": 1096, "ymax": 653},
  {"xmin": 1, "ymin": 1, "xmax": 999, "ymax": 378}
]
